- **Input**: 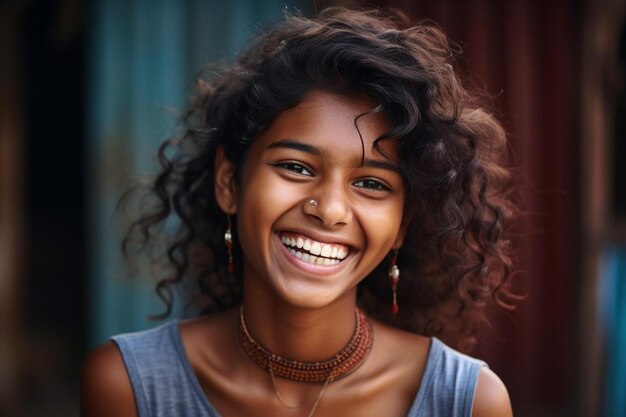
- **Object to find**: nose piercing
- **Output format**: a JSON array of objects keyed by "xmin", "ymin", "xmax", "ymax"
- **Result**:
[{"xmin": 308, "ymin": 199, "xmax": 318, "ymax": 207}]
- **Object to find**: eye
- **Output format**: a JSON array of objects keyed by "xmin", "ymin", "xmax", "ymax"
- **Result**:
[
  {"xmin": 353, "ymin": 179, "xmax": 391, "ymax": 191},
  {"xmin": 274, "ymin": 162, "xmax": 314, "ymax": 177}
]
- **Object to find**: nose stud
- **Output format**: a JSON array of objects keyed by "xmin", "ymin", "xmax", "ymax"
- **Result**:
[{"xmin": 308, "ymin": 199, "xmax": 318, "ymax": 207}]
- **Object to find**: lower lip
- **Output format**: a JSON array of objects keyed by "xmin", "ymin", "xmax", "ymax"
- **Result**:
[{"xmin": 274, "ymin": 233, "xmax": 350, "ymax": 275}]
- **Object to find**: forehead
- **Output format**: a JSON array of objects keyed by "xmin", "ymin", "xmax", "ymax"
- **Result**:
[{"xmin": 253, "ymin": 89, "xmax": 394, "ymax": 159}]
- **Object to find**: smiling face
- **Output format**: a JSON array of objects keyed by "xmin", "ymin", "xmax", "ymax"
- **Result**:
[{"xmin": 215, "ymin": 90, "xmax": 406, "ymax": 310}]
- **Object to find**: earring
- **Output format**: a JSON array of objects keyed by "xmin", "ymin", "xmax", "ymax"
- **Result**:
[
  {"xmin": 388, "ymin": 249, "xmax": 400, "ymax": 315},
  {"xmin": 225, "ymin": 214, "xmax": 235, "ymax": 274}
]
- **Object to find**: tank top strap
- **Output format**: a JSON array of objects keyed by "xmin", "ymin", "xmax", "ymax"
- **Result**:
[
  {"xmin": 406, "ymin": 337, "xmax": 486, "ymax": 417},
  {"xmin": 112, "ymin": 321, "xmax": 220, "ymax": 417}
]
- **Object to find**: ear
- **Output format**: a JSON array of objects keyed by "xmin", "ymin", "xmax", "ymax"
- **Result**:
[
  {"xmin": 214, "ymin": 146, "xmax": 238, "ymax": 214},
  {"xmin": 392, "ymin": 216, "xmax": 410, "ymax": 249}
]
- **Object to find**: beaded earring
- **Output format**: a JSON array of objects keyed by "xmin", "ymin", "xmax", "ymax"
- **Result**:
[
  {"xmin": 388, "ymin": 249, "xmax": 400, "ymax": 315},
  {"xmin": 225, "ymin": 214, "xmax": 234, "ymax": 274}
]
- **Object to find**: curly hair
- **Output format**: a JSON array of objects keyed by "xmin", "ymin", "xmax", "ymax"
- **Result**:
[{"xmin": 123, "ymin": 7, "xmax": 520, "ymax": 352}]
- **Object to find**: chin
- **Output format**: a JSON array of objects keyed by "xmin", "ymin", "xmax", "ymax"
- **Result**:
[{"xmin": 274, "ymin": 280, "xmax": 354, "ymax": 310}]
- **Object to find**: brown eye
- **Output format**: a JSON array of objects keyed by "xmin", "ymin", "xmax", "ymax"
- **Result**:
[
  {"xmin": 353, "ymin": 179, "xmax": 390, "ymax": 191},
  {"xmin": 275, "ymin": 162, "xmax": 314, "ymax": 176}
]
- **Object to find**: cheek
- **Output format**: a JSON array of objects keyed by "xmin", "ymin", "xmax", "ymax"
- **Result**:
[
  {"xmin": 237, "ymin": 169, "xmax": 303, "ymax": 235},
  {"xmin": 360, "ymin": 199, "xmax": 405, "ymax": 251}
]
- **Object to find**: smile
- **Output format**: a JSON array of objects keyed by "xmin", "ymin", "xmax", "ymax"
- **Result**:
[{"xmin": 280, "ymin": 233, "xmax": 349, "ymax": 266}]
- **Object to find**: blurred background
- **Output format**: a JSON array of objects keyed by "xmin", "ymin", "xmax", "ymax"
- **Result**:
[{"xmin": 1, "ymin": 0, "xmax": 624, "ymax": 416}]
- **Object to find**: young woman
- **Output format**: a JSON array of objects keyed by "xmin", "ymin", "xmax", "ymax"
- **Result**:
[{"xmin": 81, "ymin": 7, "xmax": 517, "ymax": 417}]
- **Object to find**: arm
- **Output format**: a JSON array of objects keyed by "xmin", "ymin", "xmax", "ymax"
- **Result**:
[
  {"xmin": 472, "ymin": 367, "xmax": 513, "ymax": 417},
  {"xmin": 80, "ymin": 341, "xmax": 138, "ymax": 417}
]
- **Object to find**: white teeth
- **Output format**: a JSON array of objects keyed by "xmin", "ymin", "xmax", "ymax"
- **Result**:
[
  {"xmin": 281, "ymin": 234, "xmax": 349, "ymax": 264},
  {"xmin": 310, "ymin": 242, "xmax": 322, "ymax": 256},
  {"xmin": 288, "ymin": 247, "xmax": 343, "ymax": 266}
]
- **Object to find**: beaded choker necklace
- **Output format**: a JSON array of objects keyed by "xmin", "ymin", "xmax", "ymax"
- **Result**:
[{"xmin": 238, "ymin": 307, "xmax": 374, "ymax": 383}]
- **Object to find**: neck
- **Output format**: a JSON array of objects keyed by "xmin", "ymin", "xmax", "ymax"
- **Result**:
[{"xmin": 241, "ymin": 280, "xmax": 359, "ymax": 363}]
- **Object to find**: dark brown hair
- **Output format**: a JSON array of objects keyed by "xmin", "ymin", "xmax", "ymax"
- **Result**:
[{"xmin": 123, "ymin": 7, "xmax": 519, "ymax": 351}]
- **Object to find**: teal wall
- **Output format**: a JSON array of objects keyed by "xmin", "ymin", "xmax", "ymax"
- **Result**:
[
  {"xmin": 86, "ymin": 0, "xmax": 312, "ymax": 346},
  {"xmin": 600, "ymin": 246, "xmax": 626, "ymax": 417}
]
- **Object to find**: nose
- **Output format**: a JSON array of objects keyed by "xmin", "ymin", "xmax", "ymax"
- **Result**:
[{"xmin": 304, "ymin": 178, "xmax": 352, "ymax": 228}]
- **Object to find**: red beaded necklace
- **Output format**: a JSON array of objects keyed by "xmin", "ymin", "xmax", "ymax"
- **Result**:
[{"xmin": 238, "ymin": 307, "xmax": 374, "ymax": 383}]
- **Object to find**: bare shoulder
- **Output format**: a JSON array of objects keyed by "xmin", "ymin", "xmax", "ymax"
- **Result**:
[
  {"xmin": 367, "ymin": 320, "xmax": 431, "ymax": 387},
  {"xmin": 80, "ymin": 341, "xmax": 137, "ymax": 417},
  {"xmin": 178, "ymin": 309, "xmax": 239, "ymax": 371},
  {"xmin": 472, "ymin": 367, "xmax": 513, "ymax": 417}
]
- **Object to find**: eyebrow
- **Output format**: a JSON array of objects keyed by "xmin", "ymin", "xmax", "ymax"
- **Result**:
[
  {"xmin": 266, "ymin": 139, "xmax": 322, "ymax": 156},
  {"xmin": 362, "ymin": 159, "xmax": 401, "ymax": 174},
  {"xmin": 266, "ymin": 138, "xmax": 400, "ymax": 174}
]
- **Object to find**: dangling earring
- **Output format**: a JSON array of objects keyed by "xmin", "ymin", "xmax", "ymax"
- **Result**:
[
  {"xmin": 388, "ymin": 249, "xmax": 400, "ymax": 315},
  {"xmin": 225, "ymin": 214, "xmax": 235, "ymax": 274}
]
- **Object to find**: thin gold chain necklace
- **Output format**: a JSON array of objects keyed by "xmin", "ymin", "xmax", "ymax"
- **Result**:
[{"xmin": 269, "ymin": 363, "xmax": 332, "ymax": 417}]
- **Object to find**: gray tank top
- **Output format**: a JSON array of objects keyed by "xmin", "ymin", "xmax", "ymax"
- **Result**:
[{"xmin": 112, "ymin": 320, "xmax": 485, "ymax": 417}]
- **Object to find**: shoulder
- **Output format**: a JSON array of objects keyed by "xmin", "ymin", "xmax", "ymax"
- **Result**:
[
  {"xmin": 80, "ymin": 341, "xmax": 137, "ymax": 417},
  {"xmin": 471, "ymin": 367, "xmax": 513, "ymax": 417},
  {"xmin": 80, "ymin": 321, "xmax": 179, "ymax": 417},
  {"xmin": 369, "ymin": 320, "xmax": 431, "ymax": 376},
  {"xmin": 366, "ymin": 321, "xmax": 430, "ymax": 395},
  {"xmin": 428, "ymin": 340, "xmax": 511, "ymax": 417},
  {"xmin": 178, "ymin": 309, "xmax": 242, "ymax": 378}
]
